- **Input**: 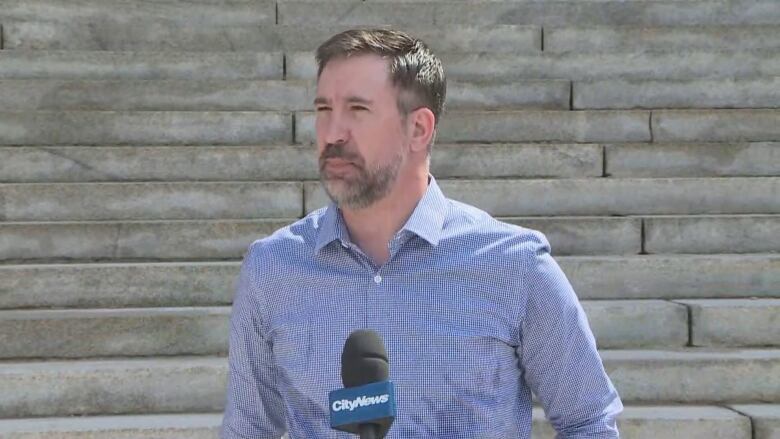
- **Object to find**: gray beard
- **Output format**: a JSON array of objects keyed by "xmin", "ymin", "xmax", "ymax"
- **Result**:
[{"xmin": 319, "ymin": 153, "xmax": 403, "ymax": 210}]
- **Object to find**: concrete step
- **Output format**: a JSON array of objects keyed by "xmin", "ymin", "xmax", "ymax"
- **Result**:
[
  {"xmin": 1, "ymin": 255, "xmax": 777, "ymax": 310},
  {"xmin": 0, "ymin": 413, "xmax": 223, "ymax": 439},
  {"xmin": 296, "ymin": 110, "xmax": 651, "ymax": 144},
  {"xmin": 0, "ymin": 111, "xmax": 292, "ymax": 146},
  {"xmin": 0, "ymin": 79, "xmax": 569, "ymax": 111},
  {"xmin": 0, "ymin": 307, "xmax": 230, "ymax": 359},
  {"xmin": 304, "ymin": 178, "xmax": 780, "ymax": 216},
  {"xmin": 603, "ymin": 349, "xmax": 780, "ymax": 404},
  {"xmin": 535, "ymin": 406, "xmax": 751, "ymax": 439},
  {"xmin": 574, "ymin": 77, "xmax": 780, "ymax": 109},
  {"xmin": 287, "ymin": 49, "xmax": 780, "ymax": 81},
  {"xmin": 0, "ymin": 406, "xmax": 754, "ymax": 439},
  {"xmin": 0, "ymin": 407, "xmax": 752, "ymax": 437},
  {"xmin": 0, "ymin": 51, "xmax": 283, "ymax": 80},
  {"xmin": 0, "ymin": 300, "xmax": 685, "ymax": 359},
  {"xmin": 729, "ymin": 405, "xmax": 780, "ymax": 439},
  {"xmin": 0, "ymin": 216, "xmax": 639, "ymax": 262},
  {"xmin": 0, "ymin": 143, "xmax": 602, "ymax": 183},
  {"xmin": 4, "ymin": 22, "xmax": 541, "ymax": 52},
  {"xmin": 546, "ymin": 25, "xmax": 780, "ymax": 53},
  {"xmin": 605, "ymin": 142, "xmax": 780, "ymax": 178},
  {"xmin": 0, "ymin": 0, "xmax": 275, "ymax": 26},
  {"xmin": 676, "ymin": 299, "xmax": 780, "ymax": 348},
  {"xmin": 0, "ymin": 182, "xmax": 302, "ymax": 221},
  {"xmin": 653, "ymin": 109, "xmax": 780, "ymax": 142},
  {"xmin": 645, "ymin": 215, "xmax": 780, "ymax": 254},
  {"xmin": 279, "ymin": 1, "xmax": 780, "ymax": 26},
  {"xmin": 1, "ymin": 349, "xmax": 777, "ymax": 417}
]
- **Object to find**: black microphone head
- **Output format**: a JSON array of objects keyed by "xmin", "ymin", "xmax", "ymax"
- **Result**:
[{"xmin": 341, "ymin": 329, "xmax": 389, "ymax": 388}]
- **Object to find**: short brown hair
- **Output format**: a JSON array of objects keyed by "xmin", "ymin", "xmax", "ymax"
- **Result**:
[{"xmin": 315, "ymin": 28, "xmax": 447, "ymax": 131}]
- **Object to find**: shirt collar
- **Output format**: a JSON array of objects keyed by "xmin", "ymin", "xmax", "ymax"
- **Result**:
[{"xmin": 314, "ymin": 174, "xmax": 448, "ymax": 254}]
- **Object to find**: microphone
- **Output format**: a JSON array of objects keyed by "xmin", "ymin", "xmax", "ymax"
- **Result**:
[{"xmin": 329, "ymin": 329, "xmax": 396, "ymax": 439}]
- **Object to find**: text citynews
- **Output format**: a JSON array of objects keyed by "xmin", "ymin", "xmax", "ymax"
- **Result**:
[{"xmin": 331, "ymin": 394, "xmax": 391, "ymax": 412}]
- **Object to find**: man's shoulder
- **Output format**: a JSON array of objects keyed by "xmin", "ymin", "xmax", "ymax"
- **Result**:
[
  {"xmin": 445, "ymin": 198, "xmax": 551, "ymax": 257},
  {"xmin": 244, "ymin": 206, "xmax": 327, "ymax": 259}
]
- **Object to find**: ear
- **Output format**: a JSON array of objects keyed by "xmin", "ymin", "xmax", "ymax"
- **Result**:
[{"xmin": 407, "ymin": 107, "xmax": 436, "ymax": 154}]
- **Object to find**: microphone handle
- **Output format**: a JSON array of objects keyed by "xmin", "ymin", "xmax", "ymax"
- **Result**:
[{"xmin": 358, "ymin": 423, "xmax": 380, "ymax": 439}]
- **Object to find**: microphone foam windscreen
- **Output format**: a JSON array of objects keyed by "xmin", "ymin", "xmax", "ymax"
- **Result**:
[{"xmin": 341, "ymin": 329, "xmax": 389, "ymax": 388}]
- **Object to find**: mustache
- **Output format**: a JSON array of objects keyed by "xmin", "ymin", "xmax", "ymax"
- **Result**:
[{"xmin": 319, "ymin": 143, "xmax": 363, "ymax": 165}]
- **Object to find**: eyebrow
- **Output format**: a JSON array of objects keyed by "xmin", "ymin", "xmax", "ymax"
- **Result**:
[{"xmin": 313, "ymin": 96, "xmax": 374, "ymax": 106}]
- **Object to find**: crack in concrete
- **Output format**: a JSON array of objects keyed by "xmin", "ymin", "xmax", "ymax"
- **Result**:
[{"xmin": 38, "ymin": 147, "xmax": 120, "ymax": 181}]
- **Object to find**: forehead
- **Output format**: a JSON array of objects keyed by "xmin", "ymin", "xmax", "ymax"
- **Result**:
[{"xmin": 316, "ymin": 54, "xmax": 395, "ymax": 100}]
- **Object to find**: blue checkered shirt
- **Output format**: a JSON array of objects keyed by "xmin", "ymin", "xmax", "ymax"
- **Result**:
[{"xmin": 221, "ymin": 175, "xmax": 622, "ymax": 438}]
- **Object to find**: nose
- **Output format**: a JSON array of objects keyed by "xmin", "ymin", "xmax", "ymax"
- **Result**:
[{"xmin": 318, "ymin": 111, "xmax": 349, "ymax": 147}]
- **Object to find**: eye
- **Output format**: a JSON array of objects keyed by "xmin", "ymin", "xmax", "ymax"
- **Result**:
[
  {"xmin": 316, "ymin": 106, "xmax": 332, "ymax": 112},
  {"xmin": 351, "ymin": 105, "xmax": 369, "ymax": 111}
]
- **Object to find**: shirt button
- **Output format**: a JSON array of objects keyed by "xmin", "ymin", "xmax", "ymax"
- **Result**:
[{"xmin": 373, "ymin": 275, "xmax": 382, "ymax": 284}]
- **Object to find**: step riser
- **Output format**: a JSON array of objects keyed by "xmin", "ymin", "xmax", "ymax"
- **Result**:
[
  {"xmin": 0, "ymin": 217, "xmax": 640, "ymax": 261},
  {"xmin": 645, "ymin": 216, "xmax": 780, "ymax": 254},
  {"xmin": 1, "ymin": 352, "xmax": 777, "ymax": 417},
  {"xmin": 654, "ymin": 110, "xmax": 780, "ymax": 142},
  {"xmin": 305, "ymin": 179, "xmax": 780, "ymax": 216},
  {"xmin": 0, "ymin": 144, "xmax": 601, "ymax": 183},
  {"xmin": 0, "ymin": 182, "xmax": 303, "ymax": 221},
  {"xmin": 678, "ymin": 300, "xmax": 780, "ymax": 348},
  {"xmin": 2, "ymin": 255, "xmax": 777, "ymax": 310},
  {"xmin": 278, "ymin": 1, "xmax": 780, "ymax": 27},
  {"xmin": 4, "ymin": 22, "xmax": 541, "ymax": 52},
  {"xmin": 288, "ymin": 50, "xmax": 780, "ymax": 81},
  {"xmin": 0, "ymin": 301, "xmax": 686, "ymax": 359},
  {"xmin": 0, "ymin": 112, "xmax": 292, "ymax": 146}
]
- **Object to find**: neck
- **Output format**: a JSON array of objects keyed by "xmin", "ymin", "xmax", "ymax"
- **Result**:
[{"xmin": 340, "ymin": 168, "xmax": 428, "ymax": 265}]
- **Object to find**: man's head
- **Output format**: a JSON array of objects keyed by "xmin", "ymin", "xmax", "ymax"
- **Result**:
[{"xmin": 314, "ymin": 29, "xmax": 446, "ymax": 209}]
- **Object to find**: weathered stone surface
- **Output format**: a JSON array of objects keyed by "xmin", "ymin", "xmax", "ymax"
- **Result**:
[
  {"xmin": 432, "ymin": 0, "xmax": 780, "ymax": 26},
  {"xmin": 446, "ymin": 80, "xmax": 570, "ymax": 110},
  {"xmin": 546, "ymin": 25, "xmax": 780, "ymax": 53},
  {"xmin": 4, "ymin": 22, "xmax": 540, "ymax": 52},
  {"xmin": 279, "ymin": 1, "xmax": 780, "ymax": 26},
  {"xmin": 0, "ymin": 0, "xmax": 275, "ymax": 26},
  {"xmin": 277, "ymin": 2, "xmax": 436, "ymax": 25},
  {"xmin": 432, "ymin": 143, "xmax": 602, "ymax": 179},
  {"xmin": 532, "ymin": 406, "xmax": 751, "ymax": 439},
  {"xmin": 0, "ymin": 414, "xmax": 222, "ymax": 439},
  {"xmin": 574, "ymin": 78, "xmax": 780, "ymax": 109},
  {"xmin": 0, "ymin": 307, "xmax": 230, "ymax": 358},
  {"xmin": 653, "ymin": 109, "xmax": 780, "ymax": 142},
  {"xmin": 287, "ymin": 49, "xmax": 780, "ymax": 81},
  {"xmin": 296, "ymin": 111, "xmax": 650, "ymax": 144},
  {"xmin": 0, "ymin": 79, "xmax": 568, "ymax": 111},
  {"xmin": 604, "ymin": 349, "xmax": 780, "ymax": 403},
  {"xmin": 559, "ymin": 254, "xmax": 780, "ymax": 300},
  {"xmin": 729, "ymin": 405, "xmax": 780, "ymax": 439},
  {"xmin": 0, "ymin": 182, "xmax": 302, "ymax": 220},
  {"xmin": 0, "ymin": 111, "xmax": 292, "ymax": 145},
  {"xmin": 645, "ymin": 215, "xmax": 780, "ymax": 254},
  {"xmin": 502, "ymin": 217, "xmax": 641, "ymax": 255},
  {"xmin": 676, "ymin": 299, "xmax": 780, "ymax": 347},
  {"xmin": 0, "ymin": 357, "xmax": 228, "ymax": 417},
  {"xmin": 582, "ymin": 300, "xmax": 688, "ymax": 348},
  {"xmin": 605, "ymin": 142, "xmax": 780, "ymax": 177},
  {"xmin": 0, "ymin": 220, "xmax": 290, "ymax": 262},
  {"xmin": 0, "ymin": 80, "xmax": 313, "ymax": 111},
  {"xmin": 1, "ymin": 254, "xmax": 777, "ymax": 310},
  {"xmin": 0, "ymin": 262, "xmax": 241, "ymax": 309},
  {"xmin": 0, "ymin": 407, "xmax": 753, "ymax": 439},
  {"xmin": 0, "ymin": 51, "xmax": 283, "ymax": 80},
  {"xmin": 0, "ymin": 145, "xmax": 318, "ymax": 183},
  {"xmin": 304, "ymin": 177, "xmax": 780, "ymax": 216}
]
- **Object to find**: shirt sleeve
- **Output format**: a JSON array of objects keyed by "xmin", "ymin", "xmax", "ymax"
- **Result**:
[
  {"xmin": 516, "ymin": 231, "xmax": 623, "ymax": 438},
  {"xmin": 221, "ymin": 242, "xmax": 288, "ymax": 439}
]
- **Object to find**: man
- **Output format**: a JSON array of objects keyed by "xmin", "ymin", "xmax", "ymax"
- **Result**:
[{"xmin": 221, "ymin": 29, "xmax": 622, "ymax": 438}]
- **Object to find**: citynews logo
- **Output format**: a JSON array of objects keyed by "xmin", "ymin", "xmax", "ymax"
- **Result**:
[{"xmin": 331, "ymin": 394, "xmax": 390, "ymax": 412}]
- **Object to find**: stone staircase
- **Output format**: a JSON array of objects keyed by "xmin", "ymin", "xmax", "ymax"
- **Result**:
[{"xmin": 0, "ymin": 0, "xmax": 779, "ymax": 437}]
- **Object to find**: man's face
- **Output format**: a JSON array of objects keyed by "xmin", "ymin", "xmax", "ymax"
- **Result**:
[{"xmin": 315, "ymin": 54, "xmax": 409, "ymax": 209}]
